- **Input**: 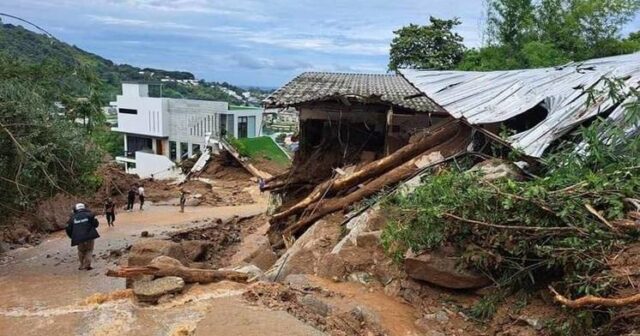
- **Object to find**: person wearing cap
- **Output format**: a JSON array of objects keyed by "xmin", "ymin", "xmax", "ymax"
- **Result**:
[{"xmin": 65, "ymin": 203, "xmax": 100, "ymax": 270}]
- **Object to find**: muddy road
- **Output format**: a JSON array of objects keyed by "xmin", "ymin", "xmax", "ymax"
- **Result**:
[{"xmin": 0, "ymin": 202, "xmax": 323, "ymax": 336}]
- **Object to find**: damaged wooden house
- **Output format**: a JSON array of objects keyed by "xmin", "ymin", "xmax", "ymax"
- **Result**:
[{"xmin": 262, "ymin": 72, "xmax": 473, "ymax": 246}]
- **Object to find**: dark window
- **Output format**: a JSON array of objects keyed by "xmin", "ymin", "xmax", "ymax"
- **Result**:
[
  {"xmin": 238, "ymin": 116, "xmax": 248, "ymax": 138},
  {"xmin": 119, "ymin": 108, "xmax": 138, "ymax": 114}
]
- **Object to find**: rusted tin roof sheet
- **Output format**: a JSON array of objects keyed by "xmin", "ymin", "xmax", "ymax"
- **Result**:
[
  {"xmin": 264, "ymin": 72, "xmax": 444, "ymax": 113},
  {"xmin": 400, "ymin": 52, "xmax": 640, "ymax": 157}
]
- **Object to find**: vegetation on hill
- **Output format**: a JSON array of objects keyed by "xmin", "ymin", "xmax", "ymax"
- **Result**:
[
  {"xmin": 0, "ymin": 53, "xmax": 102, "ymax": 226},
  {"xmin": 0, "ymin": 22, "xmax": 271, "ymax": 105},
  {"xmin": 389, "ymin": 0, "xmax": 640, "ymax": 71}
]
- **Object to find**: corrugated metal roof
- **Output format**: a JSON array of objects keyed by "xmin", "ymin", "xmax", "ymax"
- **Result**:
[
  {"xmin": 400, "ymin": 52, "xmax": 640, "ymax": 157},
  {"xmin": 263, "ymin": 72, "xmax": 444, "ymax": 113}
]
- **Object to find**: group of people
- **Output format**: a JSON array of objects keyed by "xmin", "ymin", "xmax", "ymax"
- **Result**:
[{"xmin": 127, "ymin": 184, "xmax": 145, "ymax": 212}]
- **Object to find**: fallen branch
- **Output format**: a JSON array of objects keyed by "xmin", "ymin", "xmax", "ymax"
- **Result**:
[
  {"xmin": 549, "ymin": 286, "xmax": 640, "ymax": 308},
  {"xmin": 269, "ymin": 120, "xmax": 461, "ymax": 224},
  {"xmin": 271, "ymin": 125, "xmax": 471, "ymax": 248},
  {"xmin": 443, "ymin": 213, "xmax": 579, "ymax": 232},
  {"xmin": 106, "ymin": 256, "xmax": 248, "ymax": 284},
  {"xmin": 585, "ymin": 203, "xmax": 617, "ymax": 231}
]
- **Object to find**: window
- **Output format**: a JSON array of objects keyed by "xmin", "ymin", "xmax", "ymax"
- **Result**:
[
  {"xmin": 169, "ymin": 141, "xmax": 177, "ymax": 161},
  {"xmin": 119, "ymin": 108, "xmax": 138, "ymax": 114}
]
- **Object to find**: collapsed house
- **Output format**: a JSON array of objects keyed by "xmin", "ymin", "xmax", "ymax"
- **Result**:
[
  {"xmin": 263, "ymin": 53, "xmax": 640, "ymax": 248},
  {"xmin": 401, "ymin": 52, "xmax": 640, "ymax": 157},
  {"xmin": 262, "ymin": 72, "xmax": 451, "ymax": 190}
]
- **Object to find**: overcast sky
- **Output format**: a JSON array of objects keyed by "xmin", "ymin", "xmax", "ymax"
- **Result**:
[{"xmin": 2, "ymin": 0, "xmax": 639, "ymax": 87}]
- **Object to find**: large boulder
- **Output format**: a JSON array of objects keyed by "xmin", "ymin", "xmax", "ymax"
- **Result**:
[
  {"xmin": 265, "ymin": 220, "xmax": 340, "ymax": 281},
  {"xmin": 404, "ymin": 248, "xmax": 491, "ymax": 289},
  {"xmin": 128, "ymin": 239, "xmax": 189, "ymax": 267},
  {"xmin": 133, "ymin": 276, "xmax": 185, "ymax": 304},
  {"xmin": 230, "ymin": 234, "xmax": 277, "ymax": 271}
]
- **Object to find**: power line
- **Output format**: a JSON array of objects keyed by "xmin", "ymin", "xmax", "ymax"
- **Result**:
[{"xmin": 0, "ymin": 12, "xmax": 54, "ymax": 38}]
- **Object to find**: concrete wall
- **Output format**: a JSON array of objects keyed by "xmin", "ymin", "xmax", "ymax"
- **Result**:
[
  {"xmin": 135, "ymin": 151, "xmax": 176, "ymax": 179},
  {"xmin": 115, "ymin": 84, "xmax": 169, "ymax": 137},
  {"xmin": 230, "ymin": 109, "xmax": 263, "ymax": 138},
  {"xmin": 167, "ymin": 98, "xmax": 228, "ymax": 146}
]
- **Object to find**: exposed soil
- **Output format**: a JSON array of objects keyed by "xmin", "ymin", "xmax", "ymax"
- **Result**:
[
  {"xmin": 168, "ymin": 215, "xmax": 266, "ymax": 269},
  {"xmin": 243, "ymin": 281, "xmax": 387, "ymax": 336},
  {"xmin": 251, "ymin": 157, "xmax": 290, "ymax": 176}
]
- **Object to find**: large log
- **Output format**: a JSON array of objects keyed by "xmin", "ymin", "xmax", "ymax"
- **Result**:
[
  {"xmin": 106, "ymin": 256, "xmax": 249, "ymax": 284},
  {"xmin": 269, "ymin": 119, "xmax": 460, "ymax": 223},
  {"xmin": 272, "ymin": 126, "xmax": 471, "ymax": 248}
]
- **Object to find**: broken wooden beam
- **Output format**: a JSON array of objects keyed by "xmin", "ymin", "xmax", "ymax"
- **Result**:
[
  {"xmin": 271, "ymin": 125, "xmax": 471, "ymax": 248},
  {"xmin": 269, "ymin": 119, "xmax": 461, "ymax": 224},
  {"xmin": 106, "ymin": 256, "xmax": 248, "ymax": 284}
]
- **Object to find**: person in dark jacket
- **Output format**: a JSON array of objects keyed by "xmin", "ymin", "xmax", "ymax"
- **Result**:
[
  {"xmin": 65, "ymin": 203, "xmax": 100, "ymax": 270},
  {"xmin": 126, "ymin": 186, "xmax": 137, "ymax": 211},
  {"xmin": 104, "ymin": 198, "xmax": 116, "ymax": 227}
]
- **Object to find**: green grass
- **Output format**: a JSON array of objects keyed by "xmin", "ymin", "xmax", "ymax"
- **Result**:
[
  {"xmin": 229, "ymin": 105, "xmax": 261, "ymax": 110},
  {"xmin": 233, "ymin": 136, "xmax": 291, "ymax": 166}
]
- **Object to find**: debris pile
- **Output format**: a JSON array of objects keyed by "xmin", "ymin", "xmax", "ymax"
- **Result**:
[{"xmin": 266, "ymin": 120, "xmax": 471, "ymax": 248}]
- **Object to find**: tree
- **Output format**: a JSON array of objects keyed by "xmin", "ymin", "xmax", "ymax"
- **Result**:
[
  {"xmin": 0, "ymin": 54, "xmax": 101, "ymax": 226},
  {"xmin": 388, "ymin": 17, "xmax": 466, "ymax": 71},
  {"xmin": 467, "ymin": 0, "xmax": 640, "ymax": 71},
  {"xmin": 487, "ymin": 0, "xmax": 536, "ymax": 48}
]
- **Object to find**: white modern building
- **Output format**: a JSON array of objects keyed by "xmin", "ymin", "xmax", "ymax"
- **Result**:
[{"xmin": 111, "ymin": 83, "xmax": 263, "ymax": 178}]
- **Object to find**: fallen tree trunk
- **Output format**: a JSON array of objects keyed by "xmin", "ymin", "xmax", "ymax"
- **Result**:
[
  {"xmin": 271, "ymin": 125, "xmax": 471, "ymax": 248},
  {"xmin": 549, "ymin": 286, "xmax": 640, "ymax": 308},
  {"xmin": 269, "ymin": 119, "xmax": 461, "ymax": 224},
  {"xmin": 106, "ymin": 256, "xmax": 249, "ymax": 284}
]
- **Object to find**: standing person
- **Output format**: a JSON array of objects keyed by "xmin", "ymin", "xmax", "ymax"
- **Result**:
[
  {"xmin": 65, "ymin": 203, "xmax": 100, "ymax": 271},
  {"xmin": 138, "ymin": 184, "xmax": 146, "ymax": 211},
  {"xmin": 104, "ymin": 198, "xmax": 116, "ymax": 227},
  {"xmin": 179, "ymin": 189, "xmax": 190, "ymax": 213},
  {"xmin": 126, "ymin": 185, "xmax": 137, "ymax": 212}
]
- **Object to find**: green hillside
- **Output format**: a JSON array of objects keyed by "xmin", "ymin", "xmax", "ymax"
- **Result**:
[{"xmin": 0, "ymin": 22, "xmax": 270, "ymax": 104}]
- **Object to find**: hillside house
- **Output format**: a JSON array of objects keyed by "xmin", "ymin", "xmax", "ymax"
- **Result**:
[
  {"xmin": 263, "ymin": 72, "xmax": 448, "ymax": 183},
  {"xmin": 112, "ymin": 82, "xmax": 263, "ymax": 178}
]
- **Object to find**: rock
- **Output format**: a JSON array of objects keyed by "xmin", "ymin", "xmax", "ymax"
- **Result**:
[
  {"xmin": 128, "ymin": 239, "xmax": 189, "ymax": 267},
  {"xmin": 185, "ymin": 198, "xmax": 202, "ymax": 207},
  {"xmin": 265, "ymin": 220, "xmax": 340, "ymax": 281},
  {"xmin": 316, "ymin": 253, "xmax": 347, "ymax": 279},
  {"xmin": 283, "ymin": 274, "xmax": 313, "ymax": 289},
  {"xmin": 232, "ymin": 264, "xmax": 264, "ymax": 281},
  {"xmin": 141, "ymin": 231, "xmax": 149, "ymax": 238},
  {"xmin": 404, "ymin": 248, "xmax": 491, "ymax": 289},
  {"xmin": 180, "ymin": 240, "xmax": 211, "ymax": 262},
  {"xmin": 514, "ymin": 316, "xmax": 544, "ymax": 331},
  {"xmin": 347, "ymin": 272, "xmax": 373, "ymax": 285},
  {"xmin": 299, "ymin": 295, "xmax": 330, "ymax": 317},
  {"xmin": 350, "ymin": 306, "xmax": 380, "ymax": 325},
  {"xmin": 435, "ymin": 311, "xmax": 449, "ymax": 322},
  {"xmin": 231, "ymin": 235, "xmax": 277, "ymax": 271},
  {"xmin": 133, "ymin": 276, "xmax": 185, "ymax": 303},
  {"xmin": 355, "ymin": 231, "xmax": 382, "ymax": 248},
  {"xmin": 470, "ymin": 159, "xmax": 523, "ymax": 182}
]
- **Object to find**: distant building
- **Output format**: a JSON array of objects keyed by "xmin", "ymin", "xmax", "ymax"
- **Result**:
[{"xmin": 111, "ymin": 83, "xmax": 263, "ymax": 178}]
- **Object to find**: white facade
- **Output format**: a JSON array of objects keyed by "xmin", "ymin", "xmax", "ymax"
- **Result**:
[{"xmin": 112, "ymin": 83, "xmax": 263, "ymax": 177}]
